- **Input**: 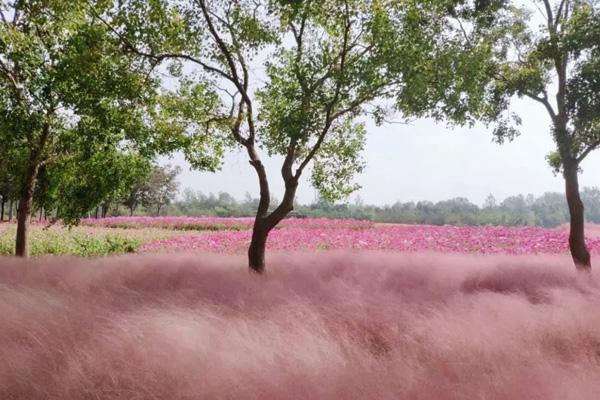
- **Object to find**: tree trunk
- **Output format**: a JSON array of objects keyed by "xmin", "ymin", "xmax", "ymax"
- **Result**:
[
  {"xmin": 15, "ymin": 162, "xmax": 41, "ymax": 257},
  {"xmin": 564, "ymin": 163, "xmax": 591, "ymax": 270},
  {"xmin": 0, "ymin": 196, "xmax": 5, "ymax": 222},
  {"xmin": 95, "ymin": 207, "xmax": 99, "ymax": 219},
  {"xmin": 8, "ymin": 199, "xmax": 13, "ymax": 221},
  {"xmin": 15, "ymin": 123, "xmax": 51, "ymax": 257},
  {"xmin": 247, "ymin": 175, "xmax": 298, "ymax": 273},
  {"xmin": 248, "ymin": 219, "xmax": 269, "ymax": 273}
]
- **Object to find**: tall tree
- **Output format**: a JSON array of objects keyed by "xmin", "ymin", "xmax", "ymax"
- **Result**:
[
  {"xmin": 114, "ymin": 0, "xmax": 448, "ymax": 272},
  {"xmin": 400, "ymin": 0, "xmax": 600, "ymax": 270},
  {"xmin": 0, "ymin": 0, "xmax": 222, "ymax": 256}
]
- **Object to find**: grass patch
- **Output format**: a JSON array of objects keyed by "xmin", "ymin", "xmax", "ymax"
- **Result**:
[{"xmin": 0, "ymin": 224, "xmax": 196, "ymax": 257}]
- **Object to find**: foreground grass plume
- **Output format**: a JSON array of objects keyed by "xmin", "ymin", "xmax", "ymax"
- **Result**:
[{"xmin": 1, "ymin": 252, "xmax": 600, "ymax": 399}]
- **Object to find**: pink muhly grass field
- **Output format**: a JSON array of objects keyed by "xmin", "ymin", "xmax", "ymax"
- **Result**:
[{"xmin": 2, "ymin": 252, "xmax": 600, "ymax": 399}]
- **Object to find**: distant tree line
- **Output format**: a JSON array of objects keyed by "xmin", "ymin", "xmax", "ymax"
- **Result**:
[
  {"xmin": 153, "ymin": 187, "xmax": 599, "ymax": 229},
  {"xmin": 4, "ymin": 156, "xmax": 600, "ymax": 231},
  {"xmin": 10, "ymin": 159, "xmax": 600, "ymax": 230},
  {"xmin": 0, "ymin": 164, "xmax": 181, "ymax": 222}
]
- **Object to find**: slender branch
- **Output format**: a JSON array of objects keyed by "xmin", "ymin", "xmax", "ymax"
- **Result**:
[
  {"xmin": 295, "ymin": 0, "xmax": 352, "ymax": 177},
  {"xmin": 86, "ymin": 0, "xmax": 235, "ymax": 82},
  {"xmin": 231, "ymin": 98, "xmax": 248, "ymax": 145},
  {"xmin": 195, "ymin": 0, "xmax": 257, "ymax": 143},
  {"xmin": 0, "ymin": 7, "xmax": 8, "ymax": 24},
  {"xmin": 0, "ymin": 59, "xmax": 27, "ymax": 105},
  {"xmin": 524, "ymin": 91, "xmax": 557, "ymax": 121},
  {"xmin": 12, "ymin": 0, "xmax": 21, "ymax": 25},
  {"xmin": 542, "ymin": 0, "xmax": 556, "ymax": 34},
  {"xmin": 281, "ymin": 140, "xmax": 297, "ymax": 182},
  {"xmin": 577, "ymin": 140, "xmax": 600, "ymax": 163},
  {"xmin": 195, "ymin": 0, "xmax": 250, "ymax": 104},
  {"xmin": 555, "ymin": 0, "xmax": 568, "ymax": 27}
]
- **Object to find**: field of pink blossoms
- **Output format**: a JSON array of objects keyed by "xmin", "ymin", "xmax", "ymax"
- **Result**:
[
  {"xmin": 6, "ymin": 216, "xmax": 600, "ymax": 256},
  {"xmin": 80, "ymin": 216, "xmax": 373, "ymax": 231},
  {"xmin": 118, "ymin": 217, "xmax": 600, "ymax": 255}
]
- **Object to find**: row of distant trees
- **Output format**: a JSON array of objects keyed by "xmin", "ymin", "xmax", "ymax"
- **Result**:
[
  {"xmin": 158, "ymin": 187, "xmax": 600, "ymax": 229},
  {"xmin": 9, "ymin": 173, "xmax": 596, "ymax": 229},
  {"xmin": 1, "ymin": 0, "xmax": 599, "ymax": 272},
  {"xmin": 0, "ymin": 164, "xmax": 180, "ymax": 222}
]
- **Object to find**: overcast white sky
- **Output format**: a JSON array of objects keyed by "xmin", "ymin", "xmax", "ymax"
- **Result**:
[{"xmin": 160, "ymin": 94, "xmax": 600, "ymax": 207}]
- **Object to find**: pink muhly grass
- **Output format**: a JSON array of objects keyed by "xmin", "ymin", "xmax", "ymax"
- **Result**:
[{"xmin": 2, "ymin": 252, "xmax": 600, "ymax": 399}]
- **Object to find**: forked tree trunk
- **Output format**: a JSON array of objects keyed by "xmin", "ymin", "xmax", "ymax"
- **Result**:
[
  {"xmin": 15, "ymin": 161, "xmax": 41, "ymax": 257},
  {"xmin": 247, "ymin": 176, "xmax": 298, "ymax": 273},
  {"xmin": 564, "ymin": 163, "xmax": 591, "ymax": 270}
]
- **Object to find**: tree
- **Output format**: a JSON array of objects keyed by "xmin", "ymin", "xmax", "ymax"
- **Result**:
[
  {"xmin": 0, "ymin": 0, "xmax": 222, "ymax": 256},
  {"xmin": 114, "ymin": 0, "xmax": 450, "ymax": 272},
  {"xmin": 405, "ymin": 0, "xmax": 600, "ymax": 270},
  {"xmin": 141, "ymin": 164, "xmax": 181, "ymax": 216},
  {"xmin": 0, "ymin": 147, "xmax": 21, "ymax": 221}
]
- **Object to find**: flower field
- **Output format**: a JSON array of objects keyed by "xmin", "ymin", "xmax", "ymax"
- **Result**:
[
  {"xmin": 79, "ymin": 216, "xmax": 374, "ymax": 231},
  {"xmin": 140, "ymin": 221, "xmax": 600, "ymax": 255},
  {"xmin": 3, "ymin": 217, "xmax": 600, "ymax": 257}
]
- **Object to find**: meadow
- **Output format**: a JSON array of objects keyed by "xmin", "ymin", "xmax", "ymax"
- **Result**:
[
  {"xmin": 2, "ymin": 216, "xmax": 600, "ymax": 257},
  {"xmin": 3, "ymin": 217, "xmax": 600, "ymax": 399}
]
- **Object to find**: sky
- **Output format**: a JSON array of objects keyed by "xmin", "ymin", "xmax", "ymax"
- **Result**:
[{"xmin": 161, "ymin": 94, "xmax": 600, "ymax": 207}]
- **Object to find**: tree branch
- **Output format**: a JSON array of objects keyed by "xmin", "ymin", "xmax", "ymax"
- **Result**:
[
  {"xmin": 542, "ymin": 0, "xmax": 556, "ymax": 34},
  {"xmin": 294, "ymin": 0, "xmax": 352, "ymax": 177},
  {"xmin": 86, "ymin": 0, "xmax": 235, "ymax": 82},
  {"xmin": 524, "ymin": 91, "xmax": 557, "ymax": 121},
  {"xmin": 555, "ymin": 0, "xmax": 567, "ymax": 28},
  {"xmin": 577, "ymin": 140, "xmax": 600, "ymax": 163}
]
